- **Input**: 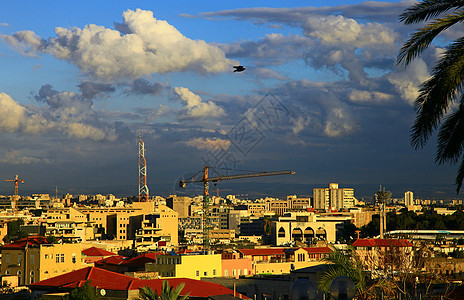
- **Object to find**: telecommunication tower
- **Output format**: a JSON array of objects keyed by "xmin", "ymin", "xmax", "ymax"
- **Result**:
[{"xmin": 138, "ymin": 131, "xmax": 149, "ymax": 202}]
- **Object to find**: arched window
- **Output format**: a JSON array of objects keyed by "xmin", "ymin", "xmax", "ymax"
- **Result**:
[
  {"xmin": 291, "ymin": 228, "xmax": 303, "ymax": 241},
  {"xmin": 278, "ymin": 227, "xmax": 285, "ymax": 238},
  {"xmin": 30, "ymin": 271, "xmax": 35, "ymax": 284}
]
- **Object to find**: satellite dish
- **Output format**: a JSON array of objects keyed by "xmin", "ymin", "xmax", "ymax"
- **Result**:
[
  {"xmin": 330, "ymin": 276, "xmax": 356, "ymax": 300},
  {"xmin": 289, "ymin": 279, "xmax": 317, "ymax": 300},
  {"xmin": 100, "ymin": 289, "xmax": 106, "ymax": 296}
]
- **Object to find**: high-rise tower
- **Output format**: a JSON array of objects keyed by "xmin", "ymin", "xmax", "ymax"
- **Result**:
[{"xmin": 138, "ymin": 131, "xmax": 149, "ymax": 202}]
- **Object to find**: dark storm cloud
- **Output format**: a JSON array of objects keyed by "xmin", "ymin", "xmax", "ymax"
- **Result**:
[
  {"xmin": 78, "ymin": 81, "xmax": 115, "ymax": 99},
  {"xmin": 130, "ymin": 79, "xmax": 164, "ymax": 95}
]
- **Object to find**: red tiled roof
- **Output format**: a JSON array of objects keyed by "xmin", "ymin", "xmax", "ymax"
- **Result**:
[
  {"xmin": 352, "ymin": 239, "xmax": 413, "ymax": 247},
  {"xmin": 82, "ymin": 247, "xmax": 116, "ymax": 257},
  {"xmin": 133, "ymin": 278, "xmax": 246, "ymax": 298},
  {"xmin": 1, "ymin": 236, "xmax": 49, "ymax": 250},
  {"xmin": 239, "ymin": 248, "xmax": 286, "ymax": 256},
  {"xmin": 302, "ymin": 247, "xmax": 333, "ymax": 253},
  {"xmin": 121, "ymin": 252, "xmax": 161, "ymax": 266},
  {"xmin": 29, "ymin": 267, "xmax": 248, "ymax": 298},
  {"xmin": 29, "ymin": 267, "xmax": 137, "ymax": 291},
  {"xmin": 94, "ymin": 255, "xmax": 127, "ymax": 266}
]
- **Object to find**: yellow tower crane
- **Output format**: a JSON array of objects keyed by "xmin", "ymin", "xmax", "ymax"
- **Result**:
[{"xmin": 179, "ymin": 165, "xmax": 294, "ymax": 251}]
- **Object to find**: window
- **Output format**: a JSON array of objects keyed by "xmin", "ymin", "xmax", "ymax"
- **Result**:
[
  {"xmin": 213, "ymin": 269, "xmax": 216, "ymax": 276},
  {"xmin": 196, "ymin": 270, "xmax": 199, "ymax": 276},
  {"xmin": 18, "ymin": 254, "xmax": 22, "ymax": 264},
  {"xmin": 5, "ymin": 270, "xmax": 10, "ymax": 275},
  {"xmin": 233, "ymin": 269, "xmax": 236, "ymax": 276},
  {"xmin": 224, "ymin": 270, "xmax": 228, "ymax": 276},
  {"xmin": 56, "ymin": 254, "xmax": 60, "ymax": 263},
  {"xmin": 30, "ymin": 271, "xmax": 34, "ymax": 284},
  {"xmin": 72, "ymin": 254, "xmax": 76, "ymax": 263},
  {"xmin": 45, "ymin": 254, "xmax": 48, "ymax": 259},
  {"xmin": 204, "ymin": 271, "xmax": 207, "ymax": 276},
  {"xmin": 5, "ymin": 254, "xmax": 9, "ymax": 264},
  {"xmin": 31, "ymin": 254, "xmax": 35, "ymax": 264}
]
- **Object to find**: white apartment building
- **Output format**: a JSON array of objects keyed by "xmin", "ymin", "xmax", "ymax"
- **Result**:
[
  {"xmin": 405, "ymin": 191, "xmax": 414, "ymax": 206},
  {"xmin": 313, "ymin": 183, "xmax": 355, "ymax": 211}
]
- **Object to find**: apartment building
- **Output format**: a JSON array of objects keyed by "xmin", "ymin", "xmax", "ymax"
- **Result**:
[
  {"xmin": 0, "ymin": 236, "xmax": 86, "ymax": 285},
  {"xmin": 135, "ymin": 206, "xmax": 179, "ymax": 247},
  {"xmin": 313, "ymin": 183, "xmax": 355, "ymax": 211},
  {"xmin": 405, "ymin": 191, "xmax": 414, "ymax": 206}
]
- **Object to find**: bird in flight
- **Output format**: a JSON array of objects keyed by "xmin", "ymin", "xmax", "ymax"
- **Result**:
[{"xmin": 233, "ymin": 65, "xmax": 246, "ymax": 72}]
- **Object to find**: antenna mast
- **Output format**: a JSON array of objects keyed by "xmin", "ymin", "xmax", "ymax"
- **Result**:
[{"xmin": 138, "ymin": 131, "xmax": 149, "ymax": 202}]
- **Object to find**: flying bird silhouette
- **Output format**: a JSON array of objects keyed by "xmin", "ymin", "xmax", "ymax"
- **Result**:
[{"xmin": 233, "ymin": 65, "xmax": 246, "ymax": 72}]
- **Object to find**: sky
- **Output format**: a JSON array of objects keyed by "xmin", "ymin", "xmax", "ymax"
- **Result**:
[{"xmin": 0, "ymin": 0, "xmax": 461, "ymax": 200}]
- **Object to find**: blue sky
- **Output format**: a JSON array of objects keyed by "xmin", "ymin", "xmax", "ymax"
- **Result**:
[{"xmin": 0, "ymin": 0, "xmax": 460, "ymax": 199}]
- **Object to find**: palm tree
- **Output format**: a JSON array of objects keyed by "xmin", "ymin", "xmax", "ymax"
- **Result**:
[
  {"xmin": 137, "ymin": 280, "xmax": 189, "ymax": 300},
  {"xmin": 398, "ymin": 0, "xmax": 464, "ymax": 193},
  {"xmin": 318, "ymin": 249, "xmax": 394, "ymax": 299}
]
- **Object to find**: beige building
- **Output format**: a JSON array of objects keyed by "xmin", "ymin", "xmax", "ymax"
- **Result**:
[
  {"xmin": 209, "ymin": 229, "xmax": 235, "ymax": 242},
  {"xmin": 135, "ymin": 205, "xmax": 179, "ymax": 247},
  {"xmin": 0, "ymin": 237, "xmax": 86, "ymax": 285},
  {"xmin": 266, "ymin": 199, "xmax": 289, "ymax": 216},
  {"xmin": 287, "ymin": 196, "xmax": 311, "ymax": 211},
  {"xmin": 46, "ymin": 203, "xmax": 178, "ymax": 244},
  {"xmin": 313, "ymin": 183, "xmax": 355, "ymax": 211},
  {"xmin": 271, "ymin": 212, "xmax": 339, "ymax": 244},
  {"xmin": 405, "ymin": 191, "xmax": 414, "ymax": 206},
  {"xmin": 166, "ymin": 196, "xmax": 192, "ymax": 218}
]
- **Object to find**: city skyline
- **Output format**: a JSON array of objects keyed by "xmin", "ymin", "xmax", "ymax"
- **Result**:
[{"xmin": 0, "ymin": 0, "xmax": 461, "ymax": 199}]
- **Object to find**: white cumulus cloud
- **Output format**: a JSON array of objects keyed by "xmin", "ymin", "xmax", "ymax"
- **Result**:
[
  {"xmin": 304, "ymin": 15, "xmax": 396, "ymax": 47},
  {"xmin": 185, "ymin": 137, "xmax": 231, "ymax": 151},
  {"xmin": 174, "ymin": 87, "xmax": 225, "ymax": 119},
  {"xmin": 2, "ymin": 9, "xmax": 236, "ymax": 80}
]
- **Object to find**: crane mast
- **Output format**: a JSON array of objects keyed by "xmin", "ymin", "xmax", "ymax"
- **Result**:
[
  {"xmin": 5, "ymin": 175, "xmax": 24, "ymax": 197},
  {"xmin": 5, "ymin": 175, "xmax": 24, "ymax": 211},
  {"xmin": 179, "ymin": 165, "xmax": 294, "ymax": 252}
]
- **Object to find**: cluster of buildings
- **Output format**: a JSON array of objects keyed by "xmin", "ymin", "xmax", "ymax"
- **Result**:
[{"xmin": 0, "ymin": 183, "xmax": 463, "ymax": 299}]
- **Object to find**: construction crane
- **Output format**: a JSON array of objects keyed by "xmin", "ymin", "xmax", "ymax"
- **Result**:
[
  {"xmin": 5, "ymin": 175, "xmax": 24, "ymax": 196},
  {"xmin": 179, "ymin": 165, "xmax": 295, "ymax": 251}
]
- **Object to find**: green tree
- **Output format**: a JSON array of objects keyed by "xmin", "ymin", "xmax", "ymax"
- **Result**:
[
  {"xmin": 318, "ymin": 250, "xmax": 393, "ymax": 299},
  {"xmin": 137, "ymin": 280, "xmax": 188, "ymax": 300},
  {"xmin": 3, "ymin": 219, "xmax": 28, "ymax": 243},
  {"xmin": 64, "ymin": 280, "xmax": 101, "ymax": 300},
  {"xmin": 398, "ymin": 0, "xmax": 464, "ymax": 193}
]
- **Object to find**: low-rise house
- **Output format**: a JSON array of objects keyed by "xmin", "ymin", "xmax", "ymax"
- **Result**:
[
  {"xmin": 352, "ymin": 238, "xmax": 414, "ymax": 274},
  {"xmin": 146, "ymin": 253, "xmax": 222, "ymax": 279},
  {"xmin": 221, "ymin": 252, "xmax": 253, "ymax": 277},
  {"xmin": 29, "ymin": 266, "xmax": 246, "ymax": 299}
]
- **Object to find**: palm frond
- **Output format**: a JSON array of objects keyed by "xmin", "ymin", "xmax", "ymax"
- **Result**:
[
  {"xmin": 410, "ymin": 37, "xmax": 464, "ymax": 149},
  {"xmin": 436, "ymin": 101, "xmax": 464, "ymax": 165},
  {"xmin": 455, "ymin": 156, "xmax": 464, "ymax": 193},
  {"xmin": 399, "ymin": 0, "xmax": 464, "ymax": 24},
  {"xmin": 397, "ymin": 10, "xmax": 464, "ymax": 66}
]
